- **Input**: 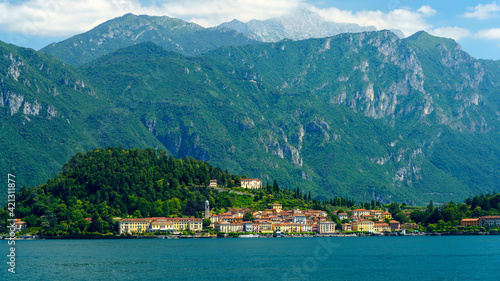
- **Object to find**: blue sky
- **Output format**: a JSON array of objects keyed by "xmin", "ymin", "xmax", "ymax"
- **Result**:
[{"xmin": 0, "ymin": 0, "xmax": 499, "ymax": 60}]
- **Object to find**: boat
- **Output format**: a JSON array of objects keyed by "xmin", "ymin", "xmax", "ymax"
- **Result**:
[{"xmin": 239, "ymin": 234, "xmax": 260, "ymax": 238}]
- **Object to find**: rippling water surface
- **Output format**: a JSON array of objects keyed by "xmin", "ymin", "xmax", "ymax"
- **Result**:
[{"xmin": 2, "ymin": 235, "xmax": 500, "ymax": 280}]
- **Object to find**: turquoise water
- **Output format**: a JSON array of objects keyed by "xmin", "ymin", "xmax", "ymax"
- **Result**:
[{"xmin": 2, "ymin": 236, "xmax": 499, "ymax": 280}]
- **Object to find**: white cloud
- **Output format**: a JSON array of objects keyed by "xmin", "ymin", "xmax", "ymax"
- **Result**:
[
  {"xmin": 475, "ymin": 28, "xmax": 500, "ymax": 40},
  {"xmin": 167, "ymin": 0, "xmax": 303, "ymax": 27},
  {"xmin": 417, "ymin": 5, "xmax": 436, "ymax": 16},
  {"xmin": 0, "ymin": 0, "xmax": 304, "ymax": 37},
  {"xmin": 463, "ymin": 2, "xmax": 500, "ymax": 20},
  {"xmin": 430, "ymin": 27, "xmax": 472, "ymax": 41},
  {"xmin": 308, "ymin": 5, "xmax": 432, "ymax": 38}
]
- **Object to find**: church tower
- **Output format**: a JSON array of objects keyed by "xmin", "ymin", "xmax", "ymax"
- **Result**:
[{"xmin": 205, "ymin": 200, "xmax": 210, "ymax": 219}]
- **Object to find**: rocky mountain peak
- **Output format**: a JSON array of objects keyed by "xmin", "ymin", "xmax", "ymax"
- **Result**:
[{"xmin": 219, "ymin": 10, "xmax": 378, "ymax": 42}]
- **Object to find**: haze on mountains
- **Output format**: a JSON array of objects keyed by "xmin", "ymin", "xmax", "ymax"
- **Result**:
[{"xmin": 1, "ymin": 13, "xmax": 499, "ymax": 205}]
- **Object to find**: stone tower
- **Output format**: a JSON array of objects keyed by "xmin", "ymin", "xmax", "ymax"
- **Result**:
[{"xmin": 205, "ymin": 200, "xmax": 210, "ymax": 219}]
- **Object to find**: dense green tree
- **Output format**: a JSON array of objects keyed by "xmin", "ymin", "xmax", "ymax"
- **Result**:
[
  {"xmin": 132, "ymin": 210, "xmax": 142, "ymax": 218},
  {"xmin": 394, "ymin": 211, "xmax": 408, "ymax": 224},
  {"xmin": 243, "ymin": 212, "xmax": 254, "ymax": 222},
  {"xmin": 203, "ymin": 219, "xmax": 211, "ymax": 228},
  {"xmin": 22, "ymin": 214, "xmax": 38, "ymax": 227}
]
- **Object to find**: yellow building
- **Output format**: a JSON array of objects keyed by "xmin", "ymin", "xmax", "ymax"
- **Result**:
[
  {"xmin": 169, "ymin": 218, "xmax": 203, "ymax": 231},
  {"xmin": 460, "ymin": 218, "xmax": 480, "ymax": 227},
  {"xmin": 274, "ymin": 223, "xmax": 291, "ymax": 233},
  {"xmin": 374, "ymin": 223, "xmax": 391, "ymax": 232},
  {"xmin": 258, "ymin": 221, "xmax": 273, "ymax": 233},
  {"xmin": 270, "ymin": 203, "xmax": 283, "ymax": 212},
  {"xmin": 288, "ymin": 223, "xmax": 302, "ymax": 233},
  {"xmin": 402, "ymin": 223, "xmax": 418, "ymax": 231},
  {"xmin": 352, "ymin": 220, "xmax": 374, "ymax": 232},
  {"xmin": 119, "ymin": 218, "xmax": 152, "ymax": 234},
  {"xmin": 381, "ymin": 212, "xmax": 393, "ymax": 220},
  {"xmin": 149, "ymin": 221, "xmax": 174, "ymax": 233}
]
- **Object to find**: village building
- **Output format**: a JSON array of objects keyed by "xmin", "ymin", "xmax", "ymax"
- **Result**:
[
  {"xmin": 288, "ymin": 223, "xmax": 302, "ymax": 233},
  {"xmin": 119, "ymin": 218, "xmax": 152, "ymax": 234},
  {"xmin": 460, "ymin": 218, "xmax": 480, "ymax": 227},
  {"xmin": 342, "ymin": 223, "xmax": 352, "ymax": 232},
  {"xmin": 370, "ymin": 210, "xmax": 383, "ymax": 220},
  {"xmin": 270, "ymin": 203, "xmax": 283, "ymax": 212},
  {"xmin": 165, "ymin": 218, "xmax": 203, "ymax": 231},
  {"xmin": 362, "ymin": 214, "xmax": 375, "ymax": 220},
  {"xmin": 338, "ymin": 213, "xmax": 348, "ymax": 220},
  {"xmin": 215, "ymin": 221, "xmax": 231, "ymax": 233},
  {"xmin": 317, "ymin": 221, "xmax": 336, "ymax": 234},
  {"xmin": 402, "ymin": 223, "xmax": 418, "ymax": 231},
  {"xmin": 258, "ymin": 221, "xmax": 273, "ymax": 233},
  {"xmin": 381, "ymin": 212, "xmax": 393, "ymax": 220},
  {"xmin": 13, "ymin": 220, "xmax": 27, "ymax": 232},
  {"xmin": 241, "ymin": 178, "xmax": 262, "ymax": 189},
  {"xmin": 351, "ymin": 209, "xmax": 370, "ymax": 218},
  {"xmin": 292, "ymin": 214, "xmax": 307, "ymax": 224},
  {"xmin": 374, "ymin": 223, "xmax": 391, "ymax": 232},
  {"xmin": 149, "ymin": 221, "xmax": 174, "ymax": 233},
  {"xmin": 479, "ymin": 216, "xmax": 500, "ymax": 227},
  {"xmin": 301, "ymin": 224, "xmax": 312, "ymax": 232},
  {"xmin": 352, "ymin": 220, "xmax": 374, "ymax": 232},
  {"xmin": 243, "ymin": 222, "xmax": 253, "ymax": 232},
  {"xmin": 252, "ymin": 223, "xmax": 260, "ymax": 232},
  {"xmin": 210, "ymin": 215, "xmax": 219, "ymax": 224},
  {"xmin": 230, "ymin": 222, "xmax": 244, "ymax": 233},
  {"xmin": 389, "ymin": 220, "xmax": 401, "ymax": 231},
  {"xmin": 209, "ymin": 180, "xmax": 217, "ymax": 187},
  {"xmin": 274, "ymin": 223, "xmax": 290, "ymax": 233}
]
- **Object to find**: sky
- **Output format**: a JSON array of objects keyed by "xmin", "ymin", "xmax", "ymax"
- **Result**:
[{"xmin": 0, "ymin": 0, "xmax": 499, "ymax": 60}]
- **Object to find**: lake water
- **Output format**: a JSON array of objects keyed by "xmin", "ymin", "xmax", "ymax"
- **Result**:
[{"xmin": 2, "ymin": 236, "xmax": 499, "ymax": 280}]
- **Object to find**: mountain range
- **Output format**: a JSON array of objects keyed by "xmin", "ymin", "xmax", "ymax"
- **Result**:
[
  {"xmin": 219, "ymin": 10, "xmax": 387, "ymax": 42},
  {"xmin": 1, "ymin": 13, "xmax": 499, "ymax": 205}
]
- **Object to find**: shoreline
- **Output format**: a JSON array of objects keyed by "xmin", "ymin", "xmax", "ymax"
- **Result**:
[{"xmin": 3, "ymin": 231, "xmax": 499, "ymax": 240}]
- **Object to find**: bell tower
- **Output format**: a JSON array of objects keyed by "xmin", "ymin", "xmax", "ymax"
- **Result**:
[{"xmin": 205, "ymin": 200, "xmax": 210, "ymax": 219}]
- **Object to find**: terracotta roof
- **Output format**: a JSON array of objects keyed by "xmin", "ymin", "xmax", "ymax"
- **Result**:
[{"xmin": 120, "ymin": 218, "xmax": 151, "ymax": 222}]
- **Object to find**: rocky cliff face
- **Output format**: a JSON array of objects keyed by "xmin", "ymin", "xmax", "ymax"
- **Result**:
[{"xmin": 220, "ymin": 10, "xmax": 378, "ymax": 42}]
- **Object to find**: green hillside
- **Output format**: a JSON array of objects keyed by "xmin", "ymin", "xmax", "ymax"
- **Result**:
[
  {"xmin": 0, "ymin": 147, "xmax": 324, "ymax": 235},
  {"xmin": 1, "ymin": 30, "xmax": 499, "ymax": 205},
  {"xmin": 0, "ymin": 41, "xmax": 165, "ymax": 203}
]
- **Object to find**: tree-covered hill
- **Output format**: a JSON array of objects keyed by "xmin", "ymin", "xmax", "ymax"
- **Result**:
[{"xmin": 0, "ymin": 147, "xmax": 324, "ymax": 235}]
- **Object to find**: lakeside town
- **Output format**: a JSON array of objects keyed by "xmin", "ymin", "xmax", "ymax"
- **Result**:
[
  {"xmin": 117, "ymin": 201, "xmax": 500, "ymax": 237},
  {"xmin": 3, "ymin": 178, "xmax": 500, "ymax": 239}
]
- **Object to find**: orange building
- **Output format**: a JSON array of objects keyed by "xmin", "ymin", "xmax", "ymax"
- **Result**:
[{"xmin": 460, "ymin": 218, "xmax": 480, "ymax": 227}]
